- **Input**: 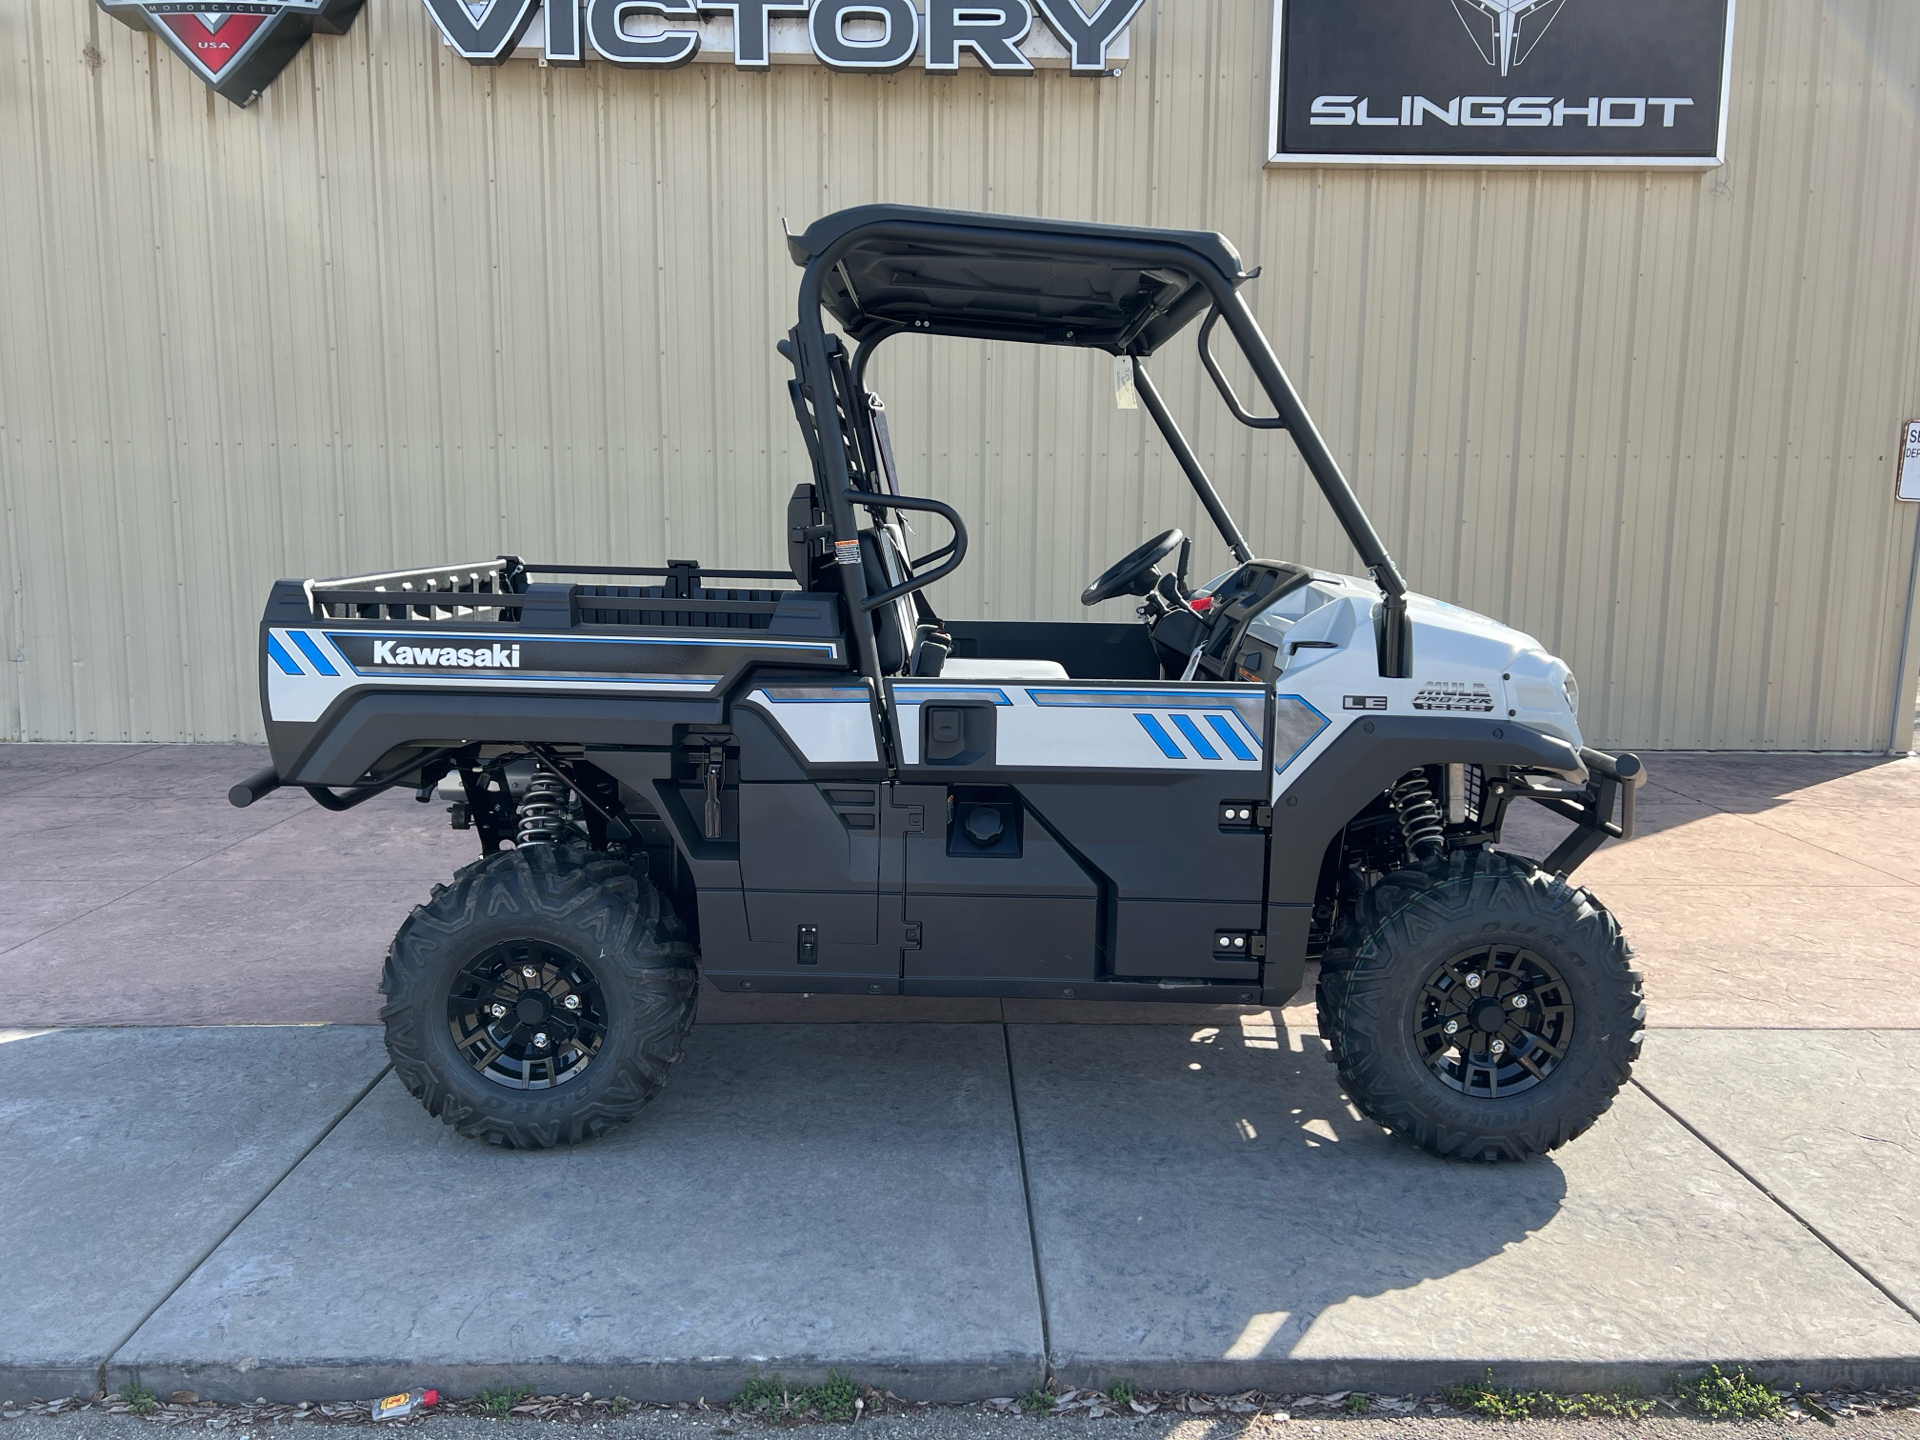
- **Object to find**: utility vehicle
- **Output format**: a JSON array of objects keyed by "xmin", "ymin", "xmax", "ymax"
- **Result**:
[{"xmin": 233, "ymin": 205, "xmax": 1646, "ymax": 1161}]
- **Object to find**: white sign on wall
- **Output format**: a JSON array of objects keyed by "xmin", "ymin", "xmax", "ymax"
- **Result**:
[{"xmin": 1900, "ymin": 420, "xmax": 1920, "ymax": 503}]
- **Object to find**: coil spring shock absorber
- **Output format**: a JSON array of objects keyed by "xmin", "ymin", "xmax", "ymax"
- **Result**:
[
  {"xmin": 1391, "ymin": 769, "xmax": 1446, "ymax": 863},
  {"xmin": 515, "ymin": 770, "xmax": 571, "ymax": 847}
]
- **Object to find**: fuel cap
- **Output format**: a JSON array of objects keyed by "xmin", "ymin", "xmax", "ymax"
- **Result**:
[{"xmin": 964, "ymin": 805, "xmax": 1005, "ymax": 847}]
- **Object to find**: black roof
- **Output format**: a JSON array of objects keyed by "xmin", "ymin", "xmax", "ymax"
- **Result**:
[{"xmin": 787, "ymin": 204, "xmax": 1252, "ymax": 356}]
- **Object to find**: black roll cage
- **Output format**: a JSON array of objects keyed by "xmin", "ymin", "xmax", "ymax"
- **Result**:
[{"xmin": 783, "ymin": 208, "xmax": 1415, "ymax": 714}]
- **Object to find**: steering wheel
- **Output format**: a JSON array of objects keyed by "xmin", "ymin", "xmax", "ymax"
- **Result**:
[{"xmin": 1081, "ymin": 528, "xmax": 1185, "ymax": 607}]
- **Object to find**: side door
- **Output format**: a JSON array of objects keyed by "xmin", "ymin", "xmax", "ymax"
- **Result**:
[
  {"xmin": 889, "ymin": 681, "xmax": 1275, "ymax": 987},
  {"xmin": 724, "ymin": 682, "xmax": 898, "ymax": 989}
]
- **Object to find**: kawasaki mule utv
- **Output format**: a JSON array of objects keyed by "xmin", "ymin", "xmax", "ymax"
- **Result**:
[{"xmin": 234, "ymin": 204, "xmax": 1646, "ymax": 1161}]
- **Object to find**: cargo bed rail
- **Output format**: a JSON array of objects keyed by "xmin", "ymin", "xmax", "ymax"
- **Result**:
[
  {"xmin": 300, "ymin": 557, "xmax": 809, "ymax": 628},
  {"xmin": 306, "ymin": 557, "xmax": 527, "ymax": 621}
]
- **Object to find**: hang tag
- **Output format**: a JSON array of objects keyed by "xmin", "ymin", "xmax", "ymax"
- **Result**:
[{"xmin": 1114, "ymin": 355, "xmax": 1139, "ymax": 410}]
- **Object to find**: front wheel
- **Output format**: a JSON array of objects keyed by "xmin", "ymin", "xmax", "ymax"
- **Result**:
[
  {"xmin": 1316, "ymin": 850, "xmax": 1643, "ymax": 1162},
  {"xmin": 381, "ymin": 844, "xmax": 699, "ymax": 1149}
]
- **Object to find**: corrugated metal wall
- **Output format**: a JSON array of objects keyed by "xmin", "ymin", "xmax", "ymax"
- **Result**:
[{"xmin": 3, "ymin": 0, "xmax": 1919, "ymax": 748}]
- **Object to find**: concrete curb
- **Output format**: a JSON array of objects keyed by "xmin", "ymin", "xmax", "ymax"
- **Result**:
[
  {"xmin": 99, "ymin": 1360, "xmax": 1043, "ymax": 1408},
  {"xmin": 22, "ymin": 1355, "xmax": 1920, "ymax": 1407},
  {"xmin": 82, "ymin": 1356, "xmax": 1920, "ymax": 1408},
  {"xmin": 1047, "ymin": 1357, "xmax": 1920, "ymax": 1399},
  {"xmin": 0, "ymin": 1368, "xmax": 111, "ymax": 1409}
]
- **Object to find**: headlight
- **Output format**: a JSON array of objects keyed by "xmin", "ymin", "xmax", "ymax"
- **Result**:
[{"xmin": 1563, "ymin": 674, "xmax": 1580, "ymax": 717}]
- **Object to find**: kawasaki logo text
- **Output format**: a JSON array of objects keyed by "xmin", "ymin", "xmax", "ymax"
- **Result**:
[{"xmin": 372, "ymin": 640, "xmax": 521, "ymax": 668}]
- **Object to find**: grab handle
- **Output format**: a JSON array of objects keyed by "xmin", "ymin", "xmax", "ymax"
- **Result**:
[
  {"xmin": 858, "ymin": 494, "xmax": 969, "ymax": 612},
  {"xmin": 1198, "ymin": 307, "xmax": 1287, "ymax": 431}
]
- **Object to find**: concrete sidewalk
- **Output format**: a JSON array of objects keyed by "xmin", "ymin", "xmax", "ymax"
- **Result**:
[
  {"xmin": 2, "ymin": 1022, "xmax": 1917, "ymax": 1405},
  {"xmin": 2, "ymin": 743, "xmax": 1918, "ymax": 1404}
]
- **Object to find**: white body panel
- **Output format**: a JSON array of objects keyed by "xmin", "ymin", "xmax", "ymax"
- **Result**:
[
  {"xmin": 1258, "ymin": 575, "xmax": 1587, "ymax": 791},
  {"xmin": 746, "ymin": 686, "xmax": 880, "ymax": 765},
  {"xmin": 270, "ymin": 578, "xmax": 1583, "ymax": 790},
  {"xmin": 890, "ymin": 683, "xmax": 1273, "ymax": 772}
]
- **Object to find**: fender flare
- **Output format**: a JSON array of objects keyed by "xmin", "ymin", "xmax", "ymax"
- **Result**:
[
  {"xmin": 1268, "ymin": 716, "xmax": 1584, "ymax": 906},
  {"xmin": 279, "ymin": 689, "xmax": 725, "ymax": 786}
]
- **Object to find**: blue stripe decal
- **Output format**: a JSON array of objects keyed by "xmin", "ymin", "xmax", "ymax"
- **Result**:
[
  {"xmin": 893, "ymin": 686, "xmax": 1012, "ymax": 706},
  {"xmin": 326, "ymin": 630, "xmax": 838, "ymax": 657},
  {"xmin": 762, "ymin": 686, "xmax": 872, "ymax": 703},
  {"xmin": 1135, "ymin": 714, "xmax": 1184, "ymax": 759},
  {"xmin": 266, "ymin": 635, "xmax": 303, "ymax": 676},
  {"xmin": 1030, "ymin": 688, "xmax": 1258, "ymax": 708},
  {"xmin": 1206, "ymin": 714, "xmax": 1257, "ymax": 761},
  {"xmin": 342, "ymin": 671, "xmax": 718, "ymax": 687},
  {"xmin": 288, "ymin": 632, "xmax": 339, "ymax": 677},
  {"xmin": 1170, "ymin": 713, "xmax": 1220, "ymax": 760}
]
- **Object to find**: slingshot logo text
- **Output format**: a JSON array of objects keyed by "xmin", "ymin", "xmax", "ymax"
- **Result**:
[
  {"xmin": 1308, "ymin": 0, "xmax": 1694, "ymax": 136},
  {"xmin": 1309, "ymin": 94, "xmax": 1694, "ymax": 129}
]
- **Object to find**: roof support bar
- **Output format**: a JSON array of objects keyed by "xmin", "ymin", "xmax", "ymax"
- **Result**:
[
  {"xmin": 1131, "ymin": 361, "xmax": 1254, "ymax": 567},
  {"xmin": 1206, "ymin": 292, "xmax": 1406, "ymax": 601},
  {"xmin": 1206, "ymin": 290, "xmax": 1414, "ymax": 677},
  {"xmin": 850, "ymin": 329, "xmax": 901, "ymax": 395},
  {"xmin": 795, "ymin": 261, "xmax": 888, "ymax": 700},
  {"xmin": 796, "ymin": 212, "xmax": 1418, "ymax": 681}
]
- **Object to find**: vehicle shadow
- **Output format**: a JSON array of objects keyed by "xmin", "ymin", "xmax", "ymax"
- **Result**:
[
  {"xmin": 1007, "ymin": 1019, "xmax": 1579, "ymax": 1394},
  {"xmin": 1499, "ymin": 751, "xmax": 1917, "ymax": 859},
  {"xmin": 1488, "ymin": 748, "xmax": 1918, "ymax": 865},
  {"xmin": 1630, "ymin": 750, "xmax": 1919, "ymax": 816}
]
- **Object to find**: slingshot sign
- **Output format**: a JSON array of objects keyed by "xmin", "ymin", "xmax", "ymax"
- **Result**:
[{"xmin": 1268, "ymin": 0, "xmax": 1736, "ymax": 168}]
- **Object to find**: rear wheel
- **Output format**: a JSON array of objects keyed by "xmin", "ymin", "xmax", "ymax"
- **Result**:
[
  {"xmin": 1316, "ymin": 849, "xmax": 1643, "ymax": 1161},
  {"xmin": 381, "ymin": 844, "xmax": 698, "ymax": 1149}
]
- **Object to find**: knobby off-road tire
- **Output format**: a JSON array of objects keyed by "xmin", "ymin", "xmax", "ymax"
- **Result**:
[
  {"xmin": 1316, "ymin": 848, "xmax": 1644, "ymax": 1162},
  {"xmin": 381, "ymin": 843, "xmax": 698, "ymax": 1149}
]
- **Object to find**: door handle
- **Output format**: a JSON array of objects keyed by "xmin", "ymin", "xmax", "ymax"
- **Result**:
[
  {"xmin": 921, "ymin": 704, "xmax": 994, "ymax": 765},
  {"xmin": 703, "ymin": 745, "xmax": 725, "ymax": 839}
]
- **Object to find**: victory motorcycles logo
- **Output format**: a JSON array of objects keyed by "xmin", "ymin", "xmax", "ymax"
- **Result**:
[
  {"xmin": 371, "ymin": 640, "xmax": 522, "ymax": 669},
  {"xmin": 97, "ymin": 0, "xmax": 363, "ymax": 107},
  {"xmin": 101, "ymin": 0, "xmax": 1139, "ymax": 104}
]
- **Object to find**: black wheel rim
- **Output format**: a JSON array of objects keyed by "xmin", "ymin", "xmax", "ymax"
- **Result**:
[
  {"xmin": 447, "ymin": 941, "xmax": 608, "ymax": 1090},
  {"xmin": 1414, "ymin": 943, "xmax": 1573, "ymax": 1098}
]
